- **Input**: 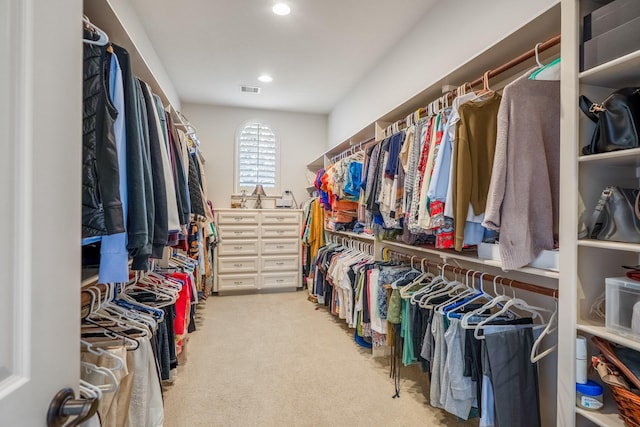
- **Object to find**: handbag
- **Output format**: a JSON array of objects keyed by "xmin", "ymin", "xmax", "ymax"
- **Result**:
[
  {"xmin": 586, "ymin": 186, "xmax": 640, "ymax": 243},
  {"xmin": 580, "ymin": 87, "xmax": 640, "ymax": 155}
]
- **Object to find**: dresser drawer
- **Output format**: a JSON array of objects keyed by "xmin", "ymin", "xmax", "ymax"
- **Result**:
[
  {"xmin": 261, "ymin": 239, "xmax": 299, "ymax": 255},
  {"xmin": 261, "ymin": 255, "xmax": 299, "ymax": 272},
  {"xmin": 261, "ymin": 225, "xmax": 299, "ymax": 238},
  {"xmin": 261, "ymin": 272, "xmax": 300, "ymax": 289},
  {"xmin": 217, "ymin": 211, "xmax": 259, "ymax": 225},
  {"xmin": 218, "ymin": 240, "xmax": 259, "ymax": 256},
  {"xmin": 261, "ymin": 211, "xmax": 300, "ymax": 225},
  {"xmin": 217, "ymin": 257, "xmax": 258, "ymax": 274},
  {"xmin": 218, "ymin": 274, "xmax": 259, "ymax": 290},
  {"xmin": 219, "ymin": 226, "xmax": 259, "ymax": 239}
]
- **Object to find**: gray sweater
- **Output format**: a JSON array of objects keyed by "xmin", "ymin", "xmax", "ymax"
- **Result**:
[{"xmin": 482, "ymin": 72, "xmax": 560, "ymax": 270}]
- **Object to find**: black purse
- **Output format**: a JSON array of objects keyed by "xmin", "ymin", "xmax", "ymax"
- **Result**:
[
  {"xmin": 586, "ymin": 187, "xmax": 640, "ymax": 243},
  {"xmin": 580, "ymin": 87, "xmax": 640, "ymax": 155}
]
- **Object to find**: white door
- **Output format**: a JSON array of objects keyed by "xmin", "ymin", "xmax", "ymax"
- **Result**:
[{"xmin": 0, "ymin": 0, "xmax": 83, "ymax": 425}]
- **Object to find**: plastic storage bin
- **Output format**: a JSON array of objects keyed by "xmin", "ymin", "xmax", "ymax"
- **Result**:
[
  {"xmin": 477, "ymin": 243, "xmax": 559, "ymax": 271},
  {"xmin": 606, "ymin": 277, "xmax": 640, "ymax": 339}
]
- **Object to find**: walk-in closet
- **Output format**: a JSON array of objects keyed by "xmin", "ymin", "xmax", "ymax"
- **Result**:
[{"xmin": 3, "ymin": 0, "xmax": 640, "ymax": 426}]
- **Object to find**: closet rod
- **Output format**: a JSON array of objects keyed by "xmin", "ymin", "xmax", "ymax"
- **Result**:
[
  {"xmin": 388, "ymin": 34, "xmax": 561, "ymax": 131},
  {"xmin": 468, "ymin": 34, "xmax": 561, "ymax": 88},
  {"xmin": 384, "ymin": 248, "xmax": 558, "ymax": 298}
]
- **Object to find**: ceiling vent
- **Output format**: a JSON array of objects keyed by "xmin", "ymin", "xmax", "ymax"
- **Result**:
[{"xmin": 241, "ymin": 85, "xmax": 261, "ymax": 94}]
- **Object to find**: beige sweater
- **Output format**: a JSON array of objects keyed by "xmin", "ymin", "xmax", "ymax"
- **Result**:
[{"xmin": 482, "ymin": 72, "xmax": 560, "ymax": 270}]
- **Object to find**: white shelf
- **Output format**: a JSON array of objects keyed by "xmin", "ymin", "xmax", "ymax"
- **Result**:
[
  {"xmin": 576, "ymin": 400, "xmax": 624, "ymax": 427},
  {"xmin": 577, "ymin": 320, "xmax": 640, "ymax": 353},
  {"xmin": 579, "ymin": 148, "xmax": 640, "ymax": 167},
  {"xmin": 579, "ymin": 49, "xmax": 640, "ymax": 88},
  {"xmin": 379, "ymin": 239, "xmax": 560, "ymax": 279},
  {"xmin": 306, "ymin": 155, "xmax": 325, "ymax": 171},
  {"xmin": 325, "ymin": 229, "xmax": 375, "ymax": 241},
  {"xmin": 578, "ymin": 239, "xmax": 640, "ymax": 253}
]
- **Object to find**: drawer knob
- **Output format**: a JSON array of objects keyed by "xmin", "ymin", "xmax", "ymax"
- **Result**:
[
  {"xmin": 234, "ymin": 246, "xmax": 243, "ymax": 250},
  {"xmin": 234, "ymin": 231, "xmax": 242, "ymax": 235},
  {"xmin": 276, "ymin": 279, "xmax": 284, "ymax": 283},
  {"xmin": 277, "ymin": 217, "xmax": 284, "ymax": 221},
  {"xmin": 234, "ymin": 263, "xmax": 243, "ymax": 267},
  {"xmin": 277, "ymin": 231, "xmax": 284, "ymax": 234},
  {"xmin": 276, "ymin": 245, "xmax": 284, "ymax": 249},
  {"xmin": 276, "ymin": 262, "xmax": 285, "ymax": 266},
  {"xmin": 234, "ymin": 281, "xmax": 243, "ymax": 285},
  {"xmin": 234, "ymin": 217, "xmax": 242, "ymax": 221}
]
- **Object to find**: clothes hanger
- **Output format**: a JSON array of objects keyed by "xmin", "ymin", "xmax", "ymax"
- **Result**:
[
  {"xmin": 79, "ymin": 379, "xmax": 103, "ymax": 401},
  {"xmin": 441, "ymin": 271, "xmax": 488, "ymax": 317},
  {"xmin": 410, "ymin": 262, "xmax": 446, "ymax": 304},
  {"xmin": 530, "ymin": 297, "xmax": 558, "ymax": 363},
  {"xmin": 82, "ymin": 17, "xmax": 109, "ymax": 46},
  {"xmin": 434, "ymin": 270, "xmax": 480, "ymax": 314},
  {"xmin": 460, "ymin": 275, "xmax": 509, "ymax": 330},
  {"xmin": 81, "ymin": 318, "xmax": 141, "ymax": 351},
  {"xmin": 528, "ymin": 42, "xmax": 561, "ymax": 81},
  {"xmin": 81, "ymin": 339, "xmax": 125, "ymax": 372},
  {"xmin": 472, "ymin": 71, "xmax": 495, "ymax": 101},
  {"xmin": 81, "ymin": 361, "xmax": 119, "ymax": 394},
  {"xmin": 473, "ymin": 292, "xmax": 550, "ymax": 340},
  {"xmin": 419, "ymin": 265, "xmax": 467, "ymax": 308}
]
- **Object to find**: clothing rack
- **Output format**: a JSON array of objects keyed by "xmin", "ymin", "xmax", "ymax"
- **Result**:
[
  {"xmin": 385, "ymin": 34, "xmax": 561, "ymax": 134},
  {"xmin": 382, "ymin": 248, "xmax": 558, "ymax": 298},
  {"xmin": 329, "ymin": 136, "xmax": 375, "ymax": 164}
]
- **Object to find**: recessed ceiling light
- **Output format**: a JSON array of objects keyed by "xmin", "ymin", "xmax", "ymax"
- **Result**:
[
  {"xmin": 258, "ymin": 75, "xmax": 273, "ymax": 83},
  {"xmin": 272, "ymin": 3, "xmax": 290, "ymax": 15}
]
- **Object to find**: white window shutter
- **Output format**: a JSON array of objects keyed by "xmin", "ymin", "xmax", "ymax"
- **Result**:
[{"xmin": 237, "ymin": 123, "xmax": 278, "ymax": 190}]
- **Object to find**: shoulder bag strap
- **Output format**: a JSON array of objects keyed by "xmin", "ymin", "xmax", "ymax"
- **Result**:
[
  {"xmin": 587, "ymin": 187, "xmax": 614, "ymax": 239},
  {"xmin": 579, "ymin": 95, "xmax": 600, "ymax": 123}
]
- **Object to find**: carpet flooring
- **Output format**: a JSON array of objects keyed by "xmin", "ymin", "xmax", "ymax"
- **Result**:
[{"xmin": 163, "ymin": 291, "xmax": 479, "ymax": 427}]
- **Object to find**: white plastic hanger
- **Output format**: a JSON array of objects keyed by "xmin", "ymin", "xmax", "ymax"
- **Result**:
[
  {"xmin": 461, "ymin": 275, "xmax": 511, "ymax": 330},
  {"xmin": 82, "ymin": 17, "xmax": 109, "ymax": 46},
  {"xmin": 81, "ymin": 361, "xmax": 119, "ymax": 393},
  {"xmin": 81, "ymin": 339, "xmax": 124, "ymax": 372},
  {"xmin": 473, "ymin": 295, "xmax": 550, "ymax": 340},
  {"xmin": 529, "ymin": 42, "xmax": 560, "ymax": 81},
  {"xmin": 530, "ymin": 298, "xmax": 558, "ymax": 363}
]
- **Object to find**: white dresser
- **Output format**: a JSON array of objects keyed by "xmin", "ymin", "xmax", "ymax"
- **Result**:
[{"xmin": 214, "ymin": 209, "xmax": 303, "ymax": 292}]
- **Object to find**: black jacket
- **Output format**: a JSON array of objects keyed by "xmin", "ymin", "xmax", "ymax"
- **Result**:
[
  {"xmin": 82, "ymin": 39, "xmax": 124, "ymax": 238},
  {"xmin": 113, "ymin": 45, "xmax": 155, "ymax": 270},
  {"xmin": 167, "ymin": 113, "xmax": 190, "ymax": 226},
  {"xmin": 139, "ymin": 79, "xmax": 169, "ymax": 258}
]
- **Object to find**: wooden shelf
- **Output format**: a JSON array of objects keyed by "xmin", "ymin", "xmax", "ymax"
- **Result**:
[
  {"xmin": 577, "ymin": 320, "xmax": 640, "ymax": 353},
  {"xmin": 379, "ymin": 239, "xmax": 560, "ymax": 279},
  {"xmin": 579, "ymin": 49, "xmax": 640, "ymax": 88},
  {"xmin": 578, "ymin": 239, "xmax": 640, "ymax": 253},
  {"xmin": 579, "ymin": 148, "xmax": 640, "ymax": 166}
]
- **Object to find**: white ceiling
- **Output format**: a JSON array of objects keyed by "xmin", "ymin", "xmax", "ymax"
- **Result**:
[{"xmin": 130, "ymin": 0, "xmax": 439, "ymax": 114}]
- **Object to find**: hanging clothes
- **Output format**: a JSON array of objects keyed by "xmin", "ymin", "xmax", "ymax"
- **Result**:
[
  {"xmin": 451, "ymin": 93, "xmax": 502, "ymax": 251},
  {"xmin": 483, "ymin": 71, "xmax": 560, "ymax": 270}
]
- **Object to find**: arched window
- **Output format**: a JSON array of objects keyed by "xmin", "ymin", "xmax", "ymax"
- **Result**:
[{"xmin": 235, "ymin": 121, "xmax": 279, "ymax": 193}]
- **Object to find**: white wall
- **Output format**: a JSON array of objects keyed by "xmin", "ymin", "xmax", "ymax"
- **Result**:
[
  {"xmin": 328, "ymin": 0, "xmax": 559, "ymax": 148},
  {"xmin": 182, "ymin": 103, "xmax": 328, "ymax": 208},
  {"xmin": 106, "ymin": 0, "xmax": 181, "ymax": 109}
]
